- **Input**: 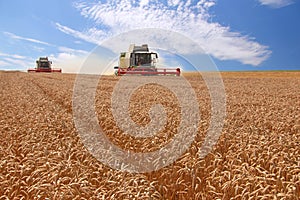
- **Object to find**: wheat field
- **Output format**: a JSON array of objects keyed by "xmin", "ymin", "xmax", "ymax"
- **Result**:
[{"xmin": 0, "ymin": 71, "xmax": 299, "ymax": 199}]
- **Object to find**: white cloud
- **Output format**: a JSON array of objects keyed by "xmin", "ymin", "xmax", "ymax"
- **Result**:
[
  {"xmin": 58, "ymin": 46, "xmax": 89, "ymax": 55},
  {"xmin": 140, "ymin": 0, "xmax": 149, "ymax": 7},
  {"xmin": 54, "ymin": 0, "xmax": 271, "ymax": 66},
  {"xmin": 0, "ymin": 52, "xmax": 27, "ymax": 59},
  {"xmin": 0, "ymin": 60, "xmax": 10, "ymax": 67},
  {"xmin": 32, "ymin": 46, "xmax": 46, "ymax": 52},
  {"xmin": 50, "ymin": 53, "xmax": 84, "ymax": 73},
  {"xmin": 3, "ymin": 57, "xmax": 31, "ymax": 67},
  {"xmin": 167, "ymin": 0, "xmax": 181, "ymax": 7},
  {"xmin": 49, "ymin": 51, "xmax": 115, "ymax": 74},
  {"xmin": 49, "ymin": 46, "xmax": 89, "ymax": 73},
  {"xmin": 100, "ymin": 29, "xmax": 206, "ymax": 55},
  {"xmin": 55, "ymin": 23, "xmax": 107, "ymax": 45},
  {"xmin": 74, "ymin": 40, "xmax": 83, "ymax": 44},
  {"xmin": 258, "ymin": 0, "xmax": 294, "ymax": 8},
  {"xmin": 3, "ymin": 32, "xmax": 52, "ymax": 46},
  {"xmin": 0, "ymin": 54, "xmax": 34, "ymax": 70}
]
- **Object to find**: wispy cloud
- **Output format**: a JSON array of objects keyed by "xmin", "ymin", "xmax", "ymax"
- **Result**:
[
  {"xmin": 32, "ymin": 46, "xmax": 46, "ymax": 52},
  {"xmin": 3, "ymin": 32, "xmax": 52, "ymax": 46},
  {"xmin": 258, "ymin": 0, "xmax": 294, "ymax": 8},
  {"xmin": 0, "ymin": 52, "xmax": 27, "ymax": 59},
  {"xmin": 54, "ymin": 0, "xmax": 271, "ymax": 66},
  {"xmin": 55, "ymin": 23, "xmax": 104, "ymax": 45},
  {"xmin": 0, "ymin": 60, "xmax": 10, "ymax": 67},
  {"xmin": 58, "ymin": 46, "xmax": 89, "ymax": 55},
  {"xmin": 3, "ymin": 57, "xmax": 32, "ymax": 67},
  {"xmin": 0, "ymin": 52, "xmax": 34, "ymax": 70}
]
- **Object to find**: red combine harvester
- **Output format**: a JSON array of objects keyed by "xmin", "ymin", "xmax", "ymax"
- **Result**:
[
  {"xmin": 114, "ymin": 44, "xmax": 180, "ymax": 76},
  {"xmin": 27, "ymin": 57, "xmax": 62, "ymax": 73}
]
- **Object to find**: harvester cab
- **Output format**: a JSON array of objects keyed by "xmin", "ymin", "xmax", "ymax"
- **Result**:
[
  {"xmin": 120, "ymin": 44, "xmax": 157, "ymax": 68},
  {"xmin": 115, "ymin": 44, "xmax": 180, "ymax": 76},
  {"xmin": 28, "ymin": 57, "xmax": 62, "ymax": 73}
]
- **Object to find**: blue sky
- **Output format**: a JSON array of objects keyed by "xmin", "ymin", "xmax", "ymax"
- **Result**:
[{"xmin": 0, "ymin": 0, "xmax": 299, "ymax": 73}]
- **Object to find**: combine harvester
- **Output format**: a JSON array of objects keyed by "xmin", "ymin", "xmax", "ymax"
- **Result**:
[
  {"xmin": 114, "ymin": 44, "xmax": 180, "ymax": 76},
  {"xmin": 27, "ymin": 57, "xmax": 62, "ymax": 73}
]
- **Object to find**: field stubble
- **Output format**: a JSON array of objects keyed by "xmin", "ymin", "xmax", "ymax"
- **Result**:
[{"xmin": 0, "ymin": 71, "xmax": 299, "ymax": 199}]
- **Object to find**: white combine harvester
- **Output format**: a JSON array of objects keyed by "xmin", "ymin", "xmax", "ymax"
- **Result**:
[
  {"xmin": 27, "ymin": 57, "xmax": 61, "ymax": 73},
  {"xmin": 114, "ymin": 44, "xmax": 180, "ymax": 76}
]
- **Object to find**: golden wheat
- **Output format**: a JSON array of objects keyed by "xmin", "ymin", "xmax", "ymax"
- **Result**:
[{"xmin": 0, "ymin": 71, "xmax": 299, "ymax": 199}]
